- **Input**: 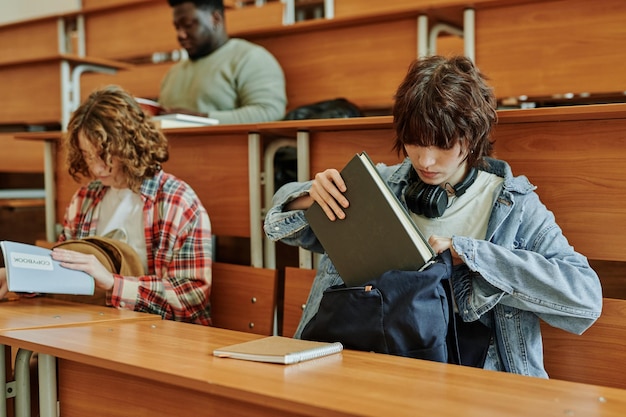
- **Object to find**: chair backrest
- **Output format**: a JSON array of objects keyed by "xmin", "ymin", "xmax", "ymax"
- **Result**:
[
  {"xmin": 541, "ymin": 297, "xmax": 626, "ymax": 389},
  {"xmin": 211, "ymin": 262, "xmax": 277, "ymax": 336},
  {"xmin": 282, "ymin": 267, "xmax": 316, "ymax": 337}
]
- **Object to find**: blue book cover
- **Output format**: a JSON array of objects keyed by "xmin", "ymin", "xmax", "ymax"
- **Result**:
[{"xmin": 1, "ymin": 240, "xmax": 95, "ymax": 295}]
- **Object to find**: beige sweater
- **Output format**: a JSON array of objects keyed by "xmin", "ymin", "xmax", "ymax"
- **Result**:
[{"xmin": 159, "ymin": 39, "xmax": 287, "ymax": 124}]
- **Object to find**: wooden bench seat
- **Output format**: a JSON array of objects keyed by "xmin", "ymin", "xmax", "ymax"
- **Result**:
[
  {"xmin": 282, "ymin": 266, "xmax": 316, "ymax": 337},
  {"xmin": 541, "ymin": 297, "xmax": 626, "ymax": 389},
  {"xmin": 210, "ymin": 262, "xmax": 278, "ymax": 336}
]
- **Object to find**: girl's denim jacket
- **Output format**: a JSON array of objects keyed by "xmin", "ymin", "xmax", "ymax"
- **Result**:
[{"xmin": 264, "ymin": 157, "xmax": 602, "ymax": 377}]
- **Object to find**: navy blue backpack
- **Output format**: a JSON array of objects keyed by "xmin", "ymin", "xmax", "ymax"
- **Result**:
[{"xmin": 301, "ymin": 250, "xmax": 492, "ymax": 366}]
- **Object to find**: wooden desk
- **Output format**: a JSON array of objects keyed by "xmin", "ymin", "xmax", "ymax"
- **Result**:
[
  {"xmin": 0, "ymin": 320, "xmax": 624, "ymax": 417},
  {"xmin": 0, "ymin": 297, "xmax": 161, "ymax": 417},
  {"xmin": 493, "ymin": 103, "xmax": 626, "ymax": 262}
]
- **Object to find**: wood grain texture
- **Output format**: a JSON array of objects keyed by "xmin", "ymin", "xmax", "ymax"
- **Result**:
[
  {"xmin": 162, "ymin": 128, "xmax": 252, "ymax": 237},
  {"xmin": 282, "ymin": 267, "xmax": 315, "ymax": 337},
  {"xmin": 211, "ymin": 262, "xmax": 277, "ymax": 335},
  {"xmin": 541, "ymin": 297, "xmax": 626, "ymax": 389},
  {"xmin": 476, "ymin": 0, "xmax": 626, "ymax": 99},
  {"xmin": 308, "ymin": 127, "xmax": 403, "ymax": 177},
  {"xmin": 84, "ymin": 2, "xmax": 176, "ymax": 60},
  {"xmin": 0, "ymin": 62, "xmax": 62, "ymax": 125},
  {"xmin": 254, "ymin": 17, "xmax": 418, "ymax": 111},
  {"xmin": 0, "ymin": 134, "xmax": 44, "ymax": 174},
  {"xmin": 492, "ymin": 115, "xmax": 626, "ymax": 261},
  {"xmin": 0, "ymin": 19, "xmax": 58, "ymax": 65},
  {"xmin": 81, "ymin": 0, "xmax": 156, "ymax": 11},
  {"xmin": 0, "ymin": 320, "xmax": 625, "ymax": 417},
  {"xmin": 0, "ymin": 297, "xmax": 159, "ymax": 331},
  {"xmin": 226, "ymin": 1, "xmax": 284, "ymax": 34}
]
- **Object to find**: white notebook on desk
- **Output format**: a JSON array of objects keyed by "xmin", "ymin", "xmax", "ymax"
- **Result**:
[
  {"xmin": 213, "ymin": 336, "xmax": 343, "ymax": 364},
  {"xmin": 152, "ymin": 114, "xmax": 219, "ymax": 129}
]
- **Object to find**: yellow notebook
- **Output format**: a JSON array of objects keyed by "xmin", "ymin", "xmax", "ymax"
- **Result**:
[{"xmin": 213, "ymin": 336, "xmax": 343, "ymax": 364}]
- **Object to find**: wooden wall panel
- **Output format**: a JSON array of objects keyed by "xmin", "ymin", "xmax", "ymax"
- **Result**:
[
  {"xmin": 82, "ymin": 0, "xmax": 155, "ymax": 10},
  {"xmin": 160, "ymin": 131, "xmax": 251, "ymax": 238},
  {"xmin": 0, "ymin": 134, "xmax": 45, "ymax": 174},
  {"xmin": 0, "ymin": 63, "xmax": 62, "ymax": 125},
  {"xmin": 255, "ymin": 18, "xmax": 418, "ymax": 112},
  {"xmin": 309, "ymin": 128, "xmax": 402, "ymax": 176},
  {"xmin": 492, "ymin": 116, "xmax": 626, "ymax": 262},
  {"xmin": 282, "ymin": 267, "xmax": 315, "ymax": 337},
  {"xmin": 334, "ymin": 0, "xmax": 462, "ymax": 25},
  {"xmin": 226, "ymin": 1, "xmax": 284, "ymax": 34},
  {"xmin": 85, "ymin": 2, "xmax": 176, "ymax": 60},
  {"xmin": 0, "ymin": 19, "xmax": 59, "ymax": 65},
  {"xmin": 541, "ymin": 298, "xmax": 626, "ymax": 389},
  {"xmin": 476, "ymin": 0, "xmax": 626, "ymax": 100}
]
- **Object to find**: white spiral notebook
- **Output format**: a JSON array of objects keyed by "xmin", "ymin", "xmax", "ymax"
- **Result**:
[{"xmin": 213, "ymin": 336, "xmax": 343, "ymax": 365}]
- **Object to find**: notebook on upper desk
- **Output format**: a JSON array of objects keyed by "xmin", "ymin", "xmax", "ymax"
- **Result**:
[{"xmin": 151, "ymin": 113, "xmax": 219, "ymax": 129}]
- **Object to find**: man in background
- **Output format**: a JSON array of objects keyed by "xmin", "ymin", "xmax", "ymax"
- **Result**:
[{"xmin": 160, "ymin": 0, "xmax": 287, "ymax": 124}]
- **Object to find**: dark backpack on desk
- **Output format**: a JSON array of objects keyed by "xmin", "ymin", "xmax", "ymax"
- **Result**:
[
  {"xmin": 283, "ymin": 98, "xmax": 363, "ymax": 120},
  {"xmin": 300, "ymin": 250, "xmax": 493, "ymax": 367}
]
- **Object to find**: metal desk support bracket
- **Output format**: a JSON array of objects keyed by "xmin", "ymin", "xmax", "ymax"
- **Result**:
[
  {"xmin": 14, "ymin": 349, "xmax": 33, "ymax": 417},
  {"xmin": 47, "ymin": 61, "xmax": 120, "ymax": 242},
  {"xmin": 5, "ymin": 382, "xmax": 16, "ymax": 400},
  {"xmin": 261, "ymin": 130, "xmax": 313, "ymax": 271},
  {"xmin": 0, "ymin": 345, "xmax": 28, "ymax": 417},
  {"xmin": 60, "ymin": 62, "xmax": 119, "ymax": 129},
  {"xmin": 417, "ymin": 8, "xmax": 475, "ymax": 61},
  {"xmin": 248, "ymin": 133, "xmax": 264, "ymax": 268},
  {"xmin": 262, "ymin": 138, "xmax": 298, "ymax": 269}
]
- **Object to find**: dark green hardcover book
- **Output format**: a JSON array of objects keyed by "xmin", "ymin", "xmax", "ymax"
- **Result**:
[{"xmin": 305, "ymin": 152, "xmax": 436, "ymax": 286}]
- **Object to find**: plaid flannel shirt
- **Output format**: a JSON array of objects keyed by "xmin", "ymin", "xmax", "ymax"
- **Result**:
[{"xmin": 58, "ymin": 170, "xmax": 212, "ymax": 325}]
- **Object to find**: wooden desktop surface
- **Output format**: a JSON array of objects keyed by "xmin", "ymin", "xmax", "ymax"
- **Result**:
[
  {"xmin": 0, "ymin": 297, "xmax": 160, "ymax": 331},
  {"xmin": 0, "ymin": 320, "xmax": 624, "ymax": 417},
  {"xmin": 0, "ymin": 297, "xmax": 162, "ymax": 417}
]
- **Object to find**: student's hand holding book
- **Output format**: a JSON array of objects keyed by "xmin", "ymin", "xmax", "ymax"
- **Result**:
[
  {"xmin": 303, "ymin": 153, "xmax": 437, "ymax": 285},
  {"xmin": 51, "ymin": 248, "xmax": 115, "ymax": 291},
  {"xmin": 286, "ymin": 168, "xmax": 349, "ymax": 221},
  {"xmin": 428, "ymin": 235, "xmax": 463, "ymax": 265}
]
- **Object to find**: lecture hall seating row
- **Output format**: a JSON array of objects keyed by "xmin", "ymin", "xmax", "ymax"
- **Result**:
[
  {"xmin": 3, "ymin": 0, "xmax": 625, "ymax": 231},
  {"xmin": 5, "ymin": 0, "xmax": 625, "ymax": 128},
  {"xmin": 2, "ymin": 301, "xmax": 625, "ymax": 417},
  {"xmin": 15, "ymin": 103, "xmax": 626, "ymax": 341},
  {"xmin": 2, "ymin": 0, "xmax": 626, "ymax": 397},
  {"xmin": 1, "ymin": 293, "xmax": 625, "ymax": 417}
]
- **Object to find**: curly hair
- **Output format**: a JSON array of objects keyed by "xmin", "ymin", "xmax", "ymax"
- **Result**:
[
  {"xmin": 65, "ymin": 85, "xmax": 169, "ymax": 192},
  {"xmin": 392, "ymin": 55, "xmax": 497, "ymax": 168}
]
